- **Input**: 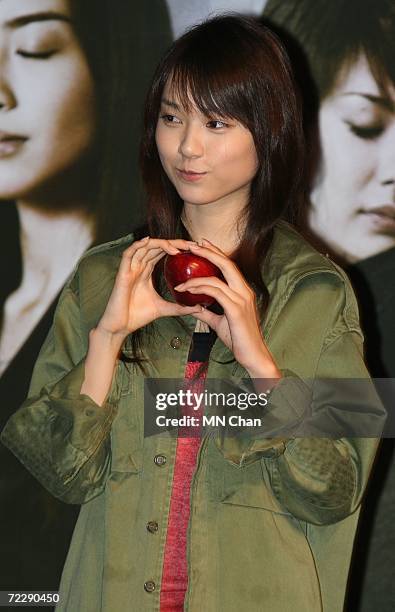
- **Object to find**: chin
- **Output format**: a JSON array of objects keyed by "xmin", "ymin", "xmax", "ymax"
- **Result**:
[
  {"xmin": 0, "ymin": 182, "xmax": 27, "ymax": 202},
  {"xmin": 176, "ymin": 194, "xmax": 211, "ymax": 206},
  {"xmin": 0, "ymin": 164, "xmax": 83, "ymax": 206},
  {"xmin": 174, "ymin": 187, "xmax": 216, "ymax": 206},
  {"xmin": 0, "ymin": 166, "xmax": 41, "ymax": 201},
  {"xmin": 365, "ymin": 236, "xmax": 395, "ymax": 257}
]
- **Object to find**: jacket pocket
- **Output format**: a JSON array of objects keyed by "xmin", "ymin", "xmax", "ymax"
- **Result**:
[
  {"xmin": 109, "ymin": 364, "xmax": 143, "ymax": 473},
  {"xmin": 207, "ymin": 438, "xmax": 291, "ymax": 516}
]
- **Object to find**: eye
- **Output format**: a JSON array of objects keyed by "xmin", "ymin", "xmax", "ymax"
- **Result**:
[
  {"xmin": 345, "ymin": 121, "xmax": 384, "ymax": 140},
  {"xmin": 16, "ymin": 49, "xmax": 56, "ymax": 60},
  {"xmin": 160, "ymin": 114, "xmax": 182, "ymax": 125},
  {"xmin": 206, "ymin": 119, "xmax": 229, "ymax": 129}
]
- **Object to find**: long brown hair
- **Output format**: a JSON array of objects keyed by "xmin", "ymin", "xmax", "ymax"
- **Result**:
[
  {"xmin": 69, "ymin": 0, "xmax": 172, "ymax": 243},
  {"xmin": 127, "ymin": 14, "xmax": 307, "ymax": 374},
  {"xmin": 264, "ymin": 0, "xmax": 395, "ymax": 102}
]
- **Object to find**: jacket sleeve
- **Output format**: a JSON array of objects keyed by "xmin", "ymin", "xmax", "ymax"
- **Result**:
[
  {"xmin": 264, "ymin": 331, "xmax": 382, "ymax": 525},
  {"xmin": 0, "ymin": 272, "xmax": 123, "ymax": 505},
  {"xmin": 214, "ymin": 275, "xmax": 385, "ymax": 526}
]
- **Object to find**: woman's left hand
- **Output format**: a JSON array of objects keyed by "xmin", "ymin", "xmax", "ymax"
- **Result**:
[{"xmin": 174, "ymin": 238, "xmax": 281, "ymax": 379}]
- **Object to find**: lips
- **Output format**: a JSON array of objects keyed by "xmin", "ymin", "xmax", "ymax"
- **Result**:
[
  {"xmin": 178, "ymin": 168, "xmax": 206, "ymax": 174},
  {"xmin": 0, "ymin": 131, "xmax": 28, "ymax": 158},
  {"xmin": 364, "ymin": 205, "xmax": 395, "ymax": 218},
  {"xmin": 176, "ymin": 168, "xmax": 207, "ymax": 182},
  {"xmin": 0, "ymin": 130, "xmax": 27, "ymax": 142},
  {"xmin": 361, "ymin": 205, "xmax": 395, "ymax": 232}
]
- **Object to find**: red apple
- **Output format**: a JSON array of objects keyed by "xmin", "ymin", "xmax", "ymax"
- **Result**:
[{"xmin": 164, "ymin": 251, "xmax": 225, "ymax": 307}]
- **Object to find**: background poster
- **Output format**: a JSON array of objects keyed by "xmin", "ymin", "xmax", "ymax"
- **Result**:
[{"xmin": 0, "ymin": 1, "xmax": 393, "ymax": 610}]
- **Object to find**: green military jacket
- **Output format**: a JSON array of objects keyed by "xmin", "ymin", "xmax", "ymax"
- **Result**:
[{"xmin": 1, "ymin": 222, "xmax": 382, "ymax": 612}]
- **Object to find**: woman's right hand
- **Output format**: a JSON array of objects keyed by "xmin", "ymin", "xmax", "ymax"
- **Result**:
[{"xmin": 96, "ymin": 236, "xmax": 202, "ymax": 341}]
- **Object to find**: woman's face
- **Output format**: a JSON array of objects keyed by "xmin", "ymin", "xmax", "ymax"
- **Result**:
[
  {"xmin": 0, "ymin": 0, "xmax": 96, "ymax": 205},
  {"xmin": 155, "ymin": 80, "xmax": 258, "ymax": 211},
  {"xmin": 310, "ymin": 54, "xmax": 395, "ymax": 262}
]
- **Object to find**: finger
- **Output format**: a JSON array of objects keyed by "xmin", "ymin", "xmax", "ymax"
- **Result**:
[
  {"xmin": 166, "ymin": 238, "xmax": 198, "ymax": 249},
  {"xmin": 120, "ymin": 237, "xmax": 196, "ymax": 277},
  {"xmin": 140, "ymin": 251, "xmax": 167, "ymax": 280},
  {"xmin": 141, "ymin": 247, "xmax": 166, "ymax": 262},
  {"xmin": 160, "ymin": 301, "xmax": 204, "ymax": 317},
  {"xmin": 187, "ymin": 243, "xmax": 248, "ymax": 292},
  {"xmin": 132, "ymin": 238, "xmax": 200, "ymax": 266},
  {"xmin": 144, "ymin": 238, "xmax": 197, "ymax": 251},
  {"xmin": 118, "ymin": 249, "xmax": 163, "ymax": 286},
  {"xmin": 118, "ymin": 236, "xmax": 150, "ymax": 275},
  {"xmin": 123, "ymin": 236, "xmax": 195, "ymax": 255},
  {"xmin": 141, "ymin": 248, "xmax": 167, "ymax": 266},
  {"xmin": 174, "ymin": 277, "xmax": 243, "ymax": 304},
  {"xmin": 190, "ymin": 306, "xmax": 221, "ymax": 331},
  {"xmin": 123, "ymin": 237, "xmax": 195, "ymax": 261},
  {"xmin": 122, "ymin": 236, "xmax": 150, "ymax": 258},
  {"xmin": 175, "ymin": 284, "xmax": 239, "ymax": 313},
  {"xmin": 141, "ymin": 237, "xmax": 198, "ymax": 267},
  {"xmin": 140, "ymin": 240, "xmax": 197, "ymax": 277},
  {"xmin": 173, "ymin": 303, "xmax": 204, "ymax": 316},
  {"xmin": 200, "ymin": 238, "xmax": 226, "ymax": 255},
  {"xmin": 132, "ymin": 241, "xmax": 180, "ymax": 266}
]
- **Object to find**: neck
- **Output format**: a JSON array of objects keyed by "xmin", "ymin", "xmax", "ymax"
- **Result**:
[
  {"xmin": 181, "ymin": 193, "xmax": 247, "ymax": 254},
  {"xmin": 17, "ymin": 200, "xmax": 95, "ymax": 288}
]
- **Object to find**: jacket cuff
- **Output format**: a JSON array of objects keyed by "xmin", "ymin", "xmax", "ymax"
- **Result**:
[
  {"xmin": 45, "ymin": 357, "xmax": 122, "ymax": 451},
  {"xmin": 0, "ymin": 358, "xmax": 122, "ymax": 495}
]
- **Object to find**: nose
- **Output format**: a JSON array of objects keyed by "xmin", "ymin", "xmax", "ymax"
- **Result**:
[
  {"xmin": 377, "ymin": 122, "xmax": 395, "ymax": 192},
  {"xmin": 178, "ymin": 123, "xmax": 204, "ymax": 159},
  {"xmin": 0, "ymin": 53, "xmax": 16, "ymax": 111},
  {"xmin": 0, "ymin": 81, "xmax": 16, "ymax": 111}
]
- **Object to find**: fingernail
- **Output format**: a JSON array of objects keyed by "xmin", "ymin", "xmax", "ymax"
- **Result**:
[
  {"xmin": 142, "ymin": 235, "xmax": 150, "ymax": 240},
  {"xmin": 174, "ymin": 283, "xmax": 184, "ymax": 289}
]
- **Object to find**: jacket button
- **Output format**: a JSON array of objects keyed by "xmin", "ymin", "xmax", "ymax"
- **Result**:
[
  {"xmin": 154, "ymin": 454, "xmax": 167, "ymax": 466},
  {"xmin": 144, "ymin": 580, "xmax": 156, "ymax": 593},
  {"xmin": 146, "ymin": 520, "xmax": 159, "ymax": 533},
  {"xmin": 170, "ymin": 336, "xmax": 182, "ymax": 349}
]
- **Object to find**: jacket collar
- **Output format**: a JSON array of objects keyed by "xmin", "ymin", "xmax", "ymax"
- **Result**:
[{"xmin": 262, "ymin": 221, "xmax": 340, "ymax": 293}]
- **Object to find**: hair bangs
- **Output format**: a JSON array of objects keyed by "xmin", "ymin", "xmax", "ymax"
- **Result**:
[
  {"xmin": 265, "ymin": 0, "xmax": 395, "ymax": 101},
  {"xmin": 164, "ymin": 36, "xmax": 257, "ymax": 127}
]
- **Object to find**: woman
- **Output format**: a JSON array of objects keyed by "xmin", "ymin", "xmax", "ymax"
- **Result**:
[
  {"xmin": 0, "ymin": 0, "xmax": 171, "ymax": 599},
  {"xmin": 1, "ymin": 15, "xmax": 382, "ymax": 612},
  {"xmin": 264, "ymin": 1, "xmax": 395, "ymax": 609}
]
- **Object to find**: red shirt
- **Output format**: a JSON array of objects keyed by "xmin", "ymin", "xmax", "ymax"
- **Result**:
[{"xmin": 160, "ymin": 331, "xmax": 215, "ymax": 611}]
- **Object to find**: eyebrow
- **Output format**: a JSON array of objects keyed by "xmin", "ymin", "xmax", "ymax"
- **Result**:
[
  {"xmin": 161, "ymin": 98, "xmax": 181, "ymax": 111},
  {"xmin": 5, "ymin": 11, "xmax": 71, "ymax": 29},
  {"xmin": 342, "ymin": 92, "xmax": 394, "ymax": 112}
]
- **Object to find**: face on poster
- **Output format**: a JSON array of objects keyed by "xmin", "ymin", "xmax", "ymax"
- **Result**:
[
  {"xmin": 263, "ymin": 0, "xmax": 395, "ymax": 265},
  {"xmin": 0, "ymin": 0, "xmax": 96, "ymax": 206},
  {"xmin": 0, "ymin": 0, "xmax": 268, "ymax": 209},
  {"xmin": 0, "ymin": 0, "xmax": 175, "ymax": 376},
  {"xmin": 310, "ymin": 54, "xmax": 395, "ymax": 263}
]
